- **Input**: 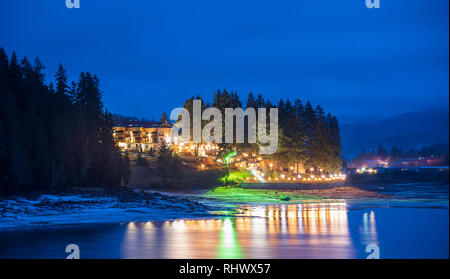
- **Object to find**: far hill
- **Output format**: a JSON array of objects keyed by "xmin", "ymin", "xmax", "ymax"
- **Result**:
[{"xmin": 340, "ymin": 108, "xmax": 449, "ymax": 158}]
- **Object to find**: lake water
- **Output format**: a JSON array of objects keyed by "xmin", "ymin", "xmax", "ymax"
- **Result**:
[{"xmin": 0, "ymin": 201, "xmax": 448, "ymax": 259}]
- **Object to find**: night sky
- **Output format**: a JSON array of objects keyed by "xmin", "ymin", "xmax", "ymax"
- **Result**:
[{"xmin": 1, "ymin": 0, "xmax": 448, "ymax": 121}]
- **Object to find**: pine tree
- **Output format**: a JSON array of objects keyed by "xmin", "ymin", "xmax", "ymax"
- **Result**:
[
  {"xmin": 390, "ymin": 146, "xmax": 403, "ymax": 160},
  {"xmin": 0, "ymin": 50, "xmax": 129, "ymax": 195},
  {"xmin": 55, "ymin": 63, "xmax": 68, "ymax": 96},
  {"xmin": 182, "ymin": 91, "xmax": 343, "ymax": 174},
  {"xmin": 156, "ymin": 141, "xmax": 173, "ymax": 186},
  {"xmin": 246, "ymin": 92, "xmax": 257, "ymax": 108},
  {"xmin": 376, "ymin": 144, "xmax": 388, "ymax": 160},
  {"xmin": 160, "ymin": 112, "xmax": 169, "ymax": 123}
]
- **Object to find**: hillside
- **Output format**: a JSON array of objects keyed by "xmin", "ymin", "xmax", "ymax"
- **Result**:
[{"xmin": 340, "ymin": 108, "xmax": 449, "ymax": 157}]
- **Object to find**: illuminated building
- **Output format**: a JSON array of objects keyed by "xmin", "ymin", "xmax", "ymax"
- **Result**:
[
  {"xmin": 113, "ymin": 120, "xmax": 218, "ymax": 154},
  {"xmin": 113, "ymin": 120, "xmax": 173, "ymax": 152}
]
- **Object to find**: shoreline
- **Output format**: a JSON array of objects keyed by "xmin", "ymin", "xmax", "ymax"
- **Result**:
[
  {"xmin": 1, "ymin": 182, "xmax": 448, "ymax": 230},
  {"xmin": 0, "ymin": 187, "xmax": 221, "ymax": 230}
]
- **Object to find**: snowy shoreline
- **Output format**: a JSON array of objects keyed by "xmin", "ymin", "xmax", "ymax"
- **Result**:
[{"xmin": 0, "ymin": 188, "xmax": 220, "ymax": 229}]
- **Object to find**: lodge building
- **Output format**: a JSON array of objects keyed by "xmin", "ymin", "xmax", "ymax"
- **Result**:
[
  {"xmin": 113, "ymin": 120, "xmax": 218, "ymax": 156},
  {"xmin": 113, "ymin": 120, "xmax": 173, "ymax": 152}
]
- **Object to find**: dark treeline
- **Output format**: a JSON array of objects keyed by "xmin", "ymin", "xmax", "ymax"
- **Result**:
[
  {"xmin": 353, "ymin": 143, "xmax": 449, "ymax": 164},
  {"xmin": 111, "ymin": 113, "xmax": 162, "ymax": 124},
  {"xmin": 0, "ymin": 49, "xmax": 129, "ymax": 196},
  {"xmin": 182, "ymin": 89, "xmax": 342, "ymax": 173}
]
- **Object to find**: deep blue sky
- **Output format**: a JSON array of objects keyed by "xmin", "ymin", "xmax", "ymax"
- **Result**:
[{"xmin": 1, "ymin": 0, "xmax": 448, "ymax": 122}]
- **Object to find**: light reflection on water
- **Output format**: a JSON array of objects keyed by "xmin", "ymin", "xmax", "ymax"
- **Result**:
[
  {"xmin": 0, "ymin": 201, "xmax": 447, "ymax": 258},
  {"xmin": 121, "ymin": 202, "xmax": 378, "ymax": 259}
]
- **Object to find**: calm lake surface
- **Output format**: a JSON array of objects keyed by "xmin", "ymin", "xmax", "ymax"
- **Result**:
[{"xmin": 0, "ymin": 200, "xmax": 448, "ymax": 259}]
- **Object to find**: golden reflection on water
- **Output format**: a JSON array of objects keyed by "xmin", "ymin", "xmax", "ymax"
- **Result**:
[
  {"xmin": 360, "ymin": 210, "xmax": 378, "ymax": 246},
  {"xmin": 121, "ymin": 202, "xmax": 377, "ymax": 259}
]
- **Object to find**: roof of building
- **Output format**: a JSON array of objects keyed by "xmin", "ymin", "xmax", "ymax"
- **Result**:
[{"xmin": 113, "ymin": 120, "xmax": 172, "ymax": 128}]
